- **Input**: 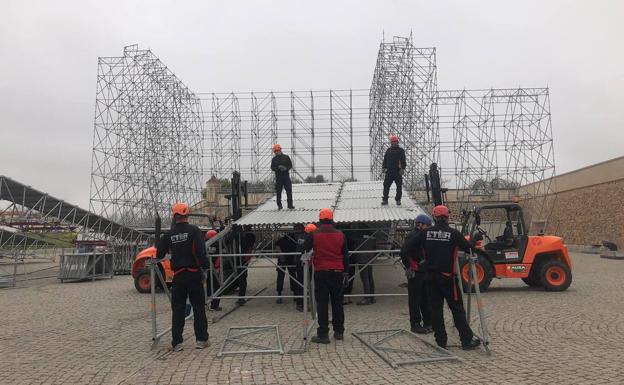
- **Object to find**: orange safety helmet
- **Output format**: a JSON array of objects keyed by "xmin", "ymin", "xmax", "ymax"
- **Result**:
[
  {"xmin": 319, "ymin": 208, "xmax": 334, "ymax": 221},
  {"xmin": 206, "ymin": 229, "xmax": 218, "ymax": 240},
  {"xmin": 432, "ymin": 205, "xmax": 450, "ymax": 218},
  {"xmin": 172, "ymin": 202, "xmax": 189, "ymax": 217},
  {"xmin": 390, "ymin": 134, "xmax": 399, "ymax": 143},
  {"xmin": 304, "ymin": 223, "xmax": 317, "ymax": 233},
  {"xmin": 272, "ymin": 143, "xmax": 282, "ymax": 152}
]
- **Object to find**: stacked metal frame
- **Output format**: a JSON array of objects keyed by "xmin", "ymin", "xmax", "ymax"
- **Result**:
[{"xmin": 89, "ymin": 45, "xmax": 204, "ymax": 228}]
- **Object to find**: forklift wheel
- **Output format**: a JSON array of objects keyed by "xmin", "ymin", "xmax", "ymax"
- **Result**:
[
  {"xmin": 460, "ymin": 254, "xmax": 493, "ymax": 292},
  {"xmin": 540, "ymin": 260, "xmax": 572, "ymax": 291},
  {"xmin": 134, "ymin": 269, "xmax": 152, "ymax": 293}
]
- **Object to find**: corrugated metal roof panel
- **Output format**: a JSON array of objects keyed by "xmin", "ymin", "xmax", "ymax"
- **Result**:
[
  {"xmin": 334, "ymin": 207, "xmax": 425, "ymax": 223},
  {"xmin": 235, "ymin": 209, "xmax": 320, "ymax": 226},
  {"xmin": 340, "ymin": 189, "xmax": 397, "ymax": 199},
  {"xmin": 336, "ymin": 197, "xmax": 417, "ymax": 209},
  {"xmin": 266, "ymin": 191, "xmax": 338, "ymax": 201},
  {"xmin": 255, "ymin": 199, "xmax": 335, "ymax": 211},
  {"xmin": 291, "ymin": 183, "xmax": 341, "ymax": 192},
  {"xmin": 235, "ymin": 180, "xmax": 425, "ymax": 226}
]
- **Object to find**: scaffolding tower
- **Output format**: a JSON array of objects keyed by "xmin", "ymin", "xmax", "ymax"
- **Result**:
[
  {"xmin": 89, "ymin": 45, "xmax": 204, "ymax": 227},
  {"xmin": 369, "ymin": 34, "xmax": 439, "ymax": 191}
]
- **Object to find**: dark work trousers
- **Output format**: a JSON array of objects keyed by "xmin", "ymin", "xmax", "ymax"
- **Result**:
[
  {"xmin": 237, "ymin": 265, "xmax": 248, "ymax": 297},
  {"xmin": 275, "ymin": 174, "xmax": 293, "ymax": 208},
  {"xmin": 276, "ymin": 256, "xmax": 298, "ymax": 295},
  {"xmin": 171, "ymin": 270, "xmax": 208, "ymax": 347},
  {"xmin": 382, "ymin": 171, "xmax": 403, "ymax": 201},
  {"xmin": 206, "ymin": 270, "xmax": 221, "ymax": 309},
  {"xmin": 314, "ymin": 271, "xmax": 345, "ymax": 337},
  {"xmin": 343, "ymin": 265, "xmax": 356, "ymax": 295},
  {"xmin": 357, "ymin": 254, "xmax": 375, "ymax": 300},
  {"xmin": 427, "ymin": 274, "xmax": 474, "ymax": 347},
  {"xmin": 408, "ymin": 273, "xmax": 431, "ymax": 328},
  {"xmin": 294, "ymin": 261, "xmax": 304, "ymax": 306}
]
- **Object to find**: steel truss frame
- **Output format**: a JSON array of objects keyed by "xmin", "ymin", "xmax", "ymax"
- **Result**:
[
  {"xmin": 352, "ymin": 329, "xmax": 459, "ymax": 368},
  {"xmin": 89, "ymin": 45, "xmax": 204, "ymax": 228}
]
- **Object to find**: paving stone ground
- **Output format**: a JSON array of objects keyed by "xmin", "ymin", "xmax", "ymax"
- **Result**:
[{"xmin": 1, "ymin": 252, "xmax": 623, "ymax": 385}]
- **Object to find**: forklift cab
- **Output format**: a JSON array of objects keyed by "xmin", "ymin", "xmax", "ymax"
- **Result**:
[{"xmin": 461, "ymin": 203, "xmax": 528, "ymax": 264}]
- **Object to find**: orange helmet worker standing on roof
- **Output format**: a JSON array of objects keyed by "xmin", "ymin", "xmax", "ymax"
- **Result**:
[
  {"xmin": 402, "ymin": 205, "xmax": 481, "ymax": 351},
  {"xmin": 381, "ymin": 134, "xmax": 407, "ymax": 206},
  {"xmin": 303, "ymin": 208, "xmax": 350, "ymax": 344},
  {"xmin": 156, "ymin": 203, "xmax": 210, "ymax": 351},
  {"xmin": 271, "ymin": 144, "xmax": 295, "ymax": 210}
]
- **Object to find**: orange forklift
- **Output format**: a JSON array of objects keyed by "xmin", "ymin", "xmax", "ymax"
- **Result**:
[
  {"xmin": 458, "ymin": 203, "xmax": 572, "ymax": 292},
  {"xmin": 423, "ymin": 163, "xmax": 572, "ymax": 293}
]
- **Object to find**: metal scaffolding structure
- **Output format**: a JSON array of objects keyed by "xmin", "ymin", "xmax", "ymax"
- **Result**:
[
  {"xmin": 88, "ymin": 38, "xmax": 556, "ymax": 229},
  {"xmin": 437, "ymin": 88, "xmax": 555, "ymax": 214},
  {"xmin": 89, "ymin": 45, "xmax": 204, "ymax": 228},
  {"xmin": 369, "ymin": 34, "xmax": 439, "ymax": 190},
  {"xmin": 199, "ymin": 90, "xmax": 369, "ymax": 185}
]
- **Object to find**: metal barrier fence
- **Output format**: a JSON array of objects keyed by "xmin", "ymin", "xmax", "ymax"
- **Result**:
[
  {"xmin": 111, "ymin": 244, "xmax": 141, "ymax": 274},
  {"xmin": 59, "ymin": 252, "xmax": 114, "ymax": 282}
]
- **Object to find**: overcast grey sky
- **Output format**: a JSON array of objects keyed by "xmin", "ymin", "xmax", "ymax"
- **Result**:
[{"xmin": 1, "ymin": 0, "xmax": 622, "ymax": 208}]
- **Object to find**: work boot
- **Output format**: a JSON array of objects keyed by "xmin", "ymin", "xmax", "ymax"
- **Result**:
[
  {"xmin": 381, "ymin": 199, "xmax": 388, "ymax": 206},
  {"xmin": 236, "ymin": 298, "xmax": 246, "ymax": 306},
  {"xmin": 195, "ymin": 340, "xmax": 211, "ymax": 349},
  {"xmin": 334, "ymin": 332, "xmax": 344, "ymax": 341},
  {"xmin": 210, "ymin": 305, "xmax": 222, "ymax": 311},
  {"xmin": 411, "ymin": 324, "xmax": 429, "ymax": 334},
  {"xmin": 395, "ymin": 200, "xmax": 401, "ymax": 206},
  {"xmin": 296, "ymin": 303, "xmax": 304, "ymax": 312},
  {"xmin": 356, "ymin": 298, "xmax": 372, "ymax": 306},
  {"xmin": 276, "ymin": 296, "xmax": 283, "ymax": 304},
  {"xmin": 343, "ymin": 297, "xmax": 352, "ymax": 305},
  {"xmin": 437, "ymin": 342, "xmax": 448, "ymax": 350},
  {"xmin": 172, "ymin": 344, "xmax": 184, "ymax": 352},
  {"xmin": 311, "ymin": 335, "xmax": 330, "ymax": 344},
  {"xmin": 423, "ymin": 324, "xmax": 433, "ymax": 333},
  {"xmin": 462, "ymin": 338, "xmax": 481, "ymax": 350},
  {"xmin": 288, "ymin": 205, "xmax": 295, "ymax": 209},
  {"xmin": 370, "ymin": 297, "xmax": 376, "ymax": 304},
  {"xmin": 277, "ymin": 204, "xmax": 283, "ymax": 210}
]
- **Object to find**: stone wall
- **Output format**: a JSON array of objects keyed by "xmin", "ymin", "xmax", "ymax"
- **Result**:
[{"xmin": 527, "ymin": 179, "xmax": 624, "ymax": 247}]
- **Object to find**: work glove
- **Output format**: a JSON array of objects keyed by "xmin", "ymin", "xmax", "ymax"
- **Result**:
[
  {"xmin": 342, "ymin": 272, "xmax": 350, "ymax": 288},
  {"xmin": 399, "ymin": 169, "xmax": 405, "ymax": 176},
  {"xmin": 278, "ymin": 165, "xmax": 287, "ymax": 172},
  {"xmin": 382, "ymin": 168, "xmax": 387, "ymax": 174},
  {"xmin": 404, "ymin": 268, "xmax": 415, "ymax": 280}
]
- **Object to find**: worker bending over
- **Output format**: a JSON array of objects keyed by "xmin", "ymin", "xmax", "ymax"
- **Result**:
[
  {"xmin": 381, "ymin": 135, "xmax": 406, "ymax": 206},
  {"xmin": 400, "ymin": 214, "xmax": 433, "ymax": 334},
  {"xmin": 156, "ymin": 203, "xmax": 210, "ymax": 352},
  {"xmin": 270, "ymin": 144, "xmax": 294, "ymax": 210},
  {"xmin": 304, "ymin": 208, "xmax": 350, "ymax": 344},
  {"xmin": 403, "ymin": 205, "xmax": 481, "ymax": 350}
]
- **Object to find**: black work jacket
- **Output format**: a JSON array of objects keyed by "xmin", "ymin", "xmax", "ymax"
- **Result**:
[
  {"xmin": 382, "ymin": 147, "xmax": 407, "ymax": 171},
  {"xmin": 271, "ymin": 154, "xmax": 292, "ymax": 177},
  {"xmin": 156, "ymin": 222, "xmax": 209, "ymax": 272},
  {"xmin": 403, "ymin": 223, "xmax": 471, "ymax": 274}
]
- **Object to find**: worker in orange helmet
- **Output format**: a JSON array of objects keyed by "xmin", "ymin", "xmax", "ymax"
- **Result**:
[
  {"xmin": 270, "ymin": 143, "xmax": 294, "ymax": 210},
  {"xmin": 156, "ymin": 203, "xmax": 210, "ymax": 351},
  {"xmin": 381, "ymin": 134, "xmax": 407, "ymax": 206},
  {"xmin": 303, "ymin": 208, "xmax": 350, "ymax": 344},
  {"xmin": 402, "ymin": 205, "xmax": 480, "ymax": 350},
  {"xmin": 204, "ymin": 229, "xmax": 223, "ymax": 311}
]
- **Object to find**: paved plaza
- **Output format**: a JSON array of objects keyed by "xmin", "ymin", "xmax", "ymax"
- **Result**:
[{"xmin": 1, "ymin": 252, "xmax": 623, "ymax": 385}]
